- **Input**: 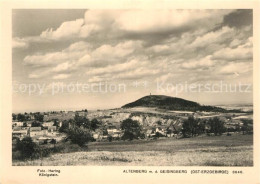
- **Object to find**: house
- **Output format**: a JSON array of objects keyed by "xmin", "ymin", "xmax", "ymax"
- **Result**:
[
  {"xmin": 106, "ymin": 125, "xmax": 122, "ymax": 138},
  {"xmin": 12, "ymin": 121, "xmax": 23, "ymax": 127},
  {"xmin": 111, "ymin": 130, "xmax": 122, "ymax": 138},
  {"xmin": 48, "ymin": 126, "xmax": 57, "ymax": 132},
  {"xmin": 29, "ymin": 127, "xmax": 45, "ymax": 137},
  {"xmin": 12, "ymin": 127, "xmax": 29, "ymax": 139},
  {"xmin": 230, "ymin": 119, "xmax": 243, "ymax": 126},
  {"xmin": 93, "ymin": 129, "xmax": 103, "ymax": 140},
  {"xmin": 47, "ymin": 126, "xmax": 57, "ymax": 136},
  {"xmin": 155, "ymin": 127, "xmax": 166, "ymax": 133},
  {"xmin": 107, "ymin": 126, "xmax": 117, "ymax": 135},
  {"xmin": 146, "ymin": 128, "xmax": 156, "ymax": 137},
  {"xmin": 26, "ymin": 120, "xmax": 34, "ymax": 127},
  {"xmin": 93, "ymin": 133, "xmax": 100, "ymax": 139},
  {"xmin": 42, "ymin": 121, "xmax": 54, "ymax": 128}
]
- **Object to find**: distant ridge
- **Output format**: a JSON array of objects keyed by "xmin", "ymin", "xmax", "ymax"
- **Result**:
[{"xmin": 122, "ymin": 95, "xmax": 228, "ymax": 112}]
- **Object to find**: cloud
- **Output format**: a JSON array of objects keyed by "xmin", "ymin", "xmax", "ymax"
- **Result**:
[
  {"xmin": 16, "ymin": 10, "xmax": 252, "ymax": 88},
  {"xmin": 15, "ymin": 10, "xmax": 234, "ymax": 46},
  {"xmin": 40, "ymin": 19, "xmax": 85, "ymax": 40},
  {"xmin": 115, "ymin": 10, "xmax": 232, "ymax": 33},
  {"xmin": 218, "ymin": 62, "xmax": 252, "ymax": 75},
  {"xmin": 87, "ymin": 76, "xmax": 106, "ymax": 83},
  {"xmin": 52, "ymin": 62, "xmax": 72, "ymax": 72},
  {"xmin": 189, "ymin": 26, "xmax": 235, "ymax": 49},
  {"xmin": 25, "ymin": 40, "xmax": 144, "ymax": 80},
  {"xmin": 156, "ymin": 73, "xmax": 176, "ymax": 83},
  {"xmin": 24, "ymin": 40, "xmax": 140, "ymax": 67},
  {"xmin": 212, "ymin": 42, "xmax": 252, "ymax": 61},
  {"xmin": 23, "ymin": 41, "xmax": 90, "ymax": 67},
  {"xmin": 24, "ymin": 50, "xmax": 84, "ymax": 66},
  {"xmin": 28, "ymin": 69, "xmax": 50, "ymax": 79},
  {"xmin": 91, "ymin": 41, "xmax": 141, "ymax": 60},
  {"xmin": 149, "ymin": 45, "xmax": 170, "ymax": 53},
  {"xmin": 87, "ymin": 59, "xmax": 144, "ymax": 76},
  {"xmin": 181, "ymin": 56, "xmax": 215, "ymax": 69},
  {"xmin": 229, "ymin": 39, "xmax": 242, "ymax": 48},
  {"xmin": 12, "ymin": 38, "xmax": 28, "ymax": 49},
  {"xmin": 223, "ymin": 9, "xmax": 252, "ymax": 28},
  {"xmin": 115, "ymin": 67, "xmax": 160, "ymax": 80},
  {"xmin": 53, "ymin": 74, "xmax": 71, "ymax": 79}
]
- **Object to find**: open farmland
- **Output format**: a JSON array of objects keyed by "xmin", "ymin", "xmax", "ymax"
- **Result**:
[{"xmin": 13, "ymin": 134, "xmax": 253, "ymax": 166}]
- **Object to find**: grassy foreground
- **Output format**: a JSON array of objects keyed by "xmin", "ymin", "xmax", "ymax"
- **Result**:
[{"xmin": 13, "ymin": 134, "xmax": 253, "ymax": 166}]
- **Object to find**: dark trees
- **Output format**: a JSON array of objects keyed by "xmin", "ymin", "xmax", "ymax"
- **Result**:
[
  {"xmin": 121, "ymin": 119, "xmax": 142, "ymax": 140},
  {"xmin": 182, "ymin": 116, "xmax": 205, "ymax": 138},
  {"xmin": 67, "ymin": 126, "xmax": 92, "ymax": 147},
  {"xmin": 208, "ymin": 117, "xmax": 226, "ymax": 136},
  {"xmin": 16, "ymin": 137, "xmax": 38, "ymax": 159}
]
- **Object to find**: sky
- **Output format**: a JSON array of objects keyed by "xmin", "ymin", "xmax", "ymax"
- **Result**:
[{"xmin": 12, "ymin": 9, "xmax": 253, "ymax": 112}]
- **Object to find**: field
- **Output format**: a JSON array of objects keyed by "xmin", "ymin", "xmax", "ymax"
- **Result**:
[{"xmin": 13, "ymin": 134, "xmax": 253, "ymax": 166}]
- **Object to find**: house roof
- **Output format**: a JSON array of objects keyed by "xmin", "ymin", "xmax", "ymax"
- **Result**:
[
  {"xmin": 13, "ymin": 127, "xmax": 21, "ymax": 131},
  {"xmin": 48, "ymin": 126, "xmax": 57, "ymax": 130},
  {"xmin": 43, "ymin": 121, "xmax": 54, "ymax": 124},
  {"xmin": 12, "ymin": 130, "xmax": 27, "ymax": 134},
  {"xmin": 30, "ymin": 127, "xmax": 41, "ymax": 131}
]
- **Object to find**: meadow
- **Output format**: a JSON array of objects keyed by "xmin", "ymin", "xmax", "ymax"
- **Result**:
[{"xmin": 13, "ymin": 133, "xmax": 253, "ymax": 166}]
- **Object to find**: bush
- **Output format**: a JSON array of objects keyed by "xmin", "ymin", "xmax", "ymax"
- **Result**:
[
  {"xmin": 67, "ymin": 126, "xmax": 92, "ymax": 147},
  {"xmin": 182, "ymin": 117, "xmax": 205, "ymax": 138},
  {"xmin": 121, "ymin": 131, "xmax": 135, "ymax": 141},
  {"xmin": 121, "ymin": 119, "xmax": 142, "ymax": 140},
  {"xmin": 241, "ymin": 119, "xmax": 253, "ymax": 134},
  {"xmin": 108, "ymin": 135, "xmax": 113, "ymax": 142},
  {"xmin": 15, "ymin": 137, "xmax": 38, "ymax": 159},
  {"xmin": 208, "ymin": 117, "xmax": 226, "ymax": 136}
]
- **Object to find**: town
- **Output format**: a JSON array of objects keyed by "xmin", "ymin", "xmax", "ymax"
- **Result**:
[{"xmin": 12, "ymin": 105, "xmax": 253, "ymax": 144}]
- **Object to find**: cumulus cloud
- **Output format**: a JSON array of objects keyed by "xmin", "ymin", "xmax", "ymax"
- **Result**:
[
  {"xmin": 53, "ymin": 74, "xmax": 71, "ymax": 79},
  {"xmin": 181, "ymin": 56, "xmax": 215, "ymax": 69},
  {"xmin": 156, "ymin": 73, "xmax": 176, "ymax": 83},
  {"xmin": 91, "ymin": 41, "xmax": 141, "ymax": 60},
  {"xmin": 212, "ymin": 43, "xmax": 252, "ymax": 61},
  {"xmin": 218, "ymin": 62, "xmax": 252, "ymax": 75},
  {"xmin": 115, "ymin": 10, "xmax": 232, "ymax": 33},
  {"xmin": 24, "ymin": 49, "xmax": 84, "ymax": 66},
  {"xmin": 25, "ymin": 40, "xmax": 144, "ymax": 79},
  {"xmin": 87, "ymin": 59, "xmax": 144, "ymax": 76},
  {"xmin": 16, "ymin": 9, "xmax": 252, "ymax": 87},
  {"xmin": 24, "ymin": 40, "xmax": 140, "ymax": 68},
  {"xmin": 115, "ymin": 67, "xmax": 160, "ymax": 80},
  {"xmin": 12, "ymin": 38, "xmax": 28, "ymax": 49},
  {"xmin": 40, "ymin": 19, "xmax": 85, "ymax": 40},
  {"xmin": 14, "ymin": 10, "xmax": 234, "ymax": 46},
  {"xmin": 52, "ymin": 62, "xmax": 72, "ymax": 72},
  {"xmin": 189, "ymin": 26, "xmax": 235, "ymax": 49}
]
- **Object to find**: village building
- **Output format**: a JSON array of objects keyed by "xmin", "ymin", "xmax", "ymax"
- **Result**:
[
  {"xmin": 42, "ymin": 121, "xmax": 54, "ymax": 128},
  {"xmin": 12, "ymin": 121, "xmax": 23, "ymax": 127},
  {"xmin": 12, "ymin": 127, "xmax": 29, "ymax": 139},
  {"xmin": 47, "ymin": 126, "xmax": 57, "ymax": 136},
  {"xmin": 29, "ymin": 127, "xmax": 47, "ymax": 137},
  {"xmin": 26, "ymin": 120, "xmax": 34, "ymax": 127}
]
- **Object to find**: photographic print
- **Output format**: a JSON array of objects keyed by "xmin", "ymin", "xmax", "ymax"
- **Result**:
[{"xmin": 12, "ymin": 9, "xmax": 253, "ymax": 167}]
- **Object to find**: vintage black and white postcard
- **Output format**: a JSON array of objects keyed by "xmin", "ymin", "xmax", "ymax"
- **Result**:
[{"xmin": 1, "ymin": 0, "xmax": 260, "ymax": 184}]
